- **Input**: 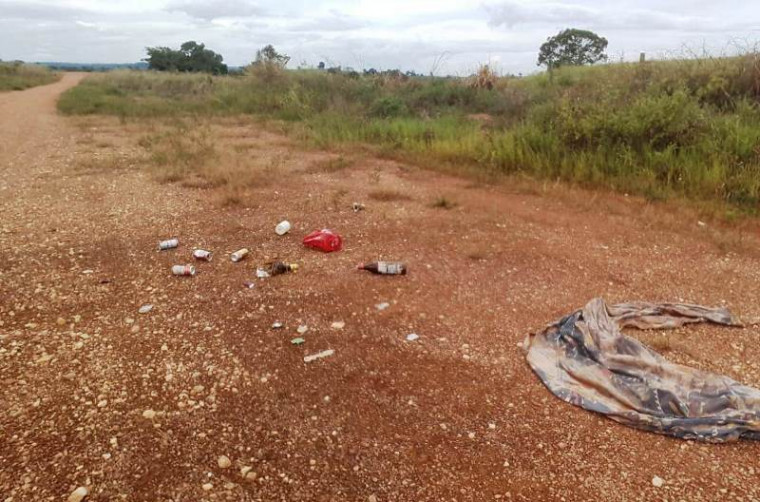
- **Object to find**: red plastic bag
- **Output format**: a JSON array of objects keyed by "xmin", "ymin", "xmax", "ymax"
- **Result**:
[{"xmin": 303, "ymin": 229, "xmax": 343, "ymax": 253}]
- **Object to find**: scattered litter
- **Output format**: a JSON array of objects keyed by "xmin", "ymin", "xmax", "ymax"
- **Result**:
[
  {"xmin": 358, "ymin": 261, "xmax": 407, "ymax": 275},
  {"xmin": 376, "ymin": 302, "xmax": 390, "ymax": 311},
  {"xmin": 331, "ymin": 321, "xmax": 345, "ymax": 330},
  {"xmin": 291, "ymin": 337, "xmax": 305, "ymax": 345},
  {"xmin": 68, "ymin": 486, "xmax": 89, "ymax": 502},
  {"xmin": 82, "ymin": 269, "xmax": 93, "ymax": 275},
  {"xmin": 138, "ymin": 304, "xmax": 153, "ymax": 314},
  {"xmin": 697, "ymin": 221, "xmax": 707, "ymax": 227},
  {"xmin": 297, "ymin": 325, "xmax": 308, "ymax": 334},
  {"xmin": 218, "ymin": 455, "xmax": 232, "ymax": 469},
  {"xmin": 230, "ymin": 248, "xmax": 249, "ymax": 262},
  {"xmin": 158, "ymin": 238, "xmax": 179, "ymax": 251},
  {"xmin": 304, "ymin": 349, "xmax": 334, "ymax": 363},
  {"xmin": 256, "ymin": 268, "xmax": 270, "ymax": 278},
  {"xmin": 171, "ymin": 264, "xmax": 196, "ymax": 276},
  {"xmin": 525, "ymin": 298, "xmax": 757, "ymax": 442},
  {"xmin": 275, "ymin": 220, "xmax": 292, "ymax": 235},
  {"xmin": 406, "ymin": 333, "xmax": 419, "ymax": 342},
  {"xmin": 303, "ymin": 228, "xmax": 343, "ymax": 252},
  {"xmin": 271, "ymin": 322, "xmax": 284, "ymax": 329},
  {"xmin": 193, "ymin": 249, "xmax": 212, "ymax": 261},
  {"xmin": 265, "ymin": 261, "xmax": 298, "ymax": 276},
  {"xmin": 652, "ymin": 476, "xmax": 664, "ymax": 488},
  {"xmin": 352, "ymin": 202, "xmax": 365, "ymax": 212},
  {"xmin": 243, "ymin": 281, "xmax": 255, "ymax": 289}
]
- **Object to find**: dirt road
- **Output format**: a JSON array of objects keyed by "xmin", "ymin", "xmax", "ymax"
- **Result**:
[{"xmin": 2, "ymin": 75, "xmax": 760, "ymax": 502}]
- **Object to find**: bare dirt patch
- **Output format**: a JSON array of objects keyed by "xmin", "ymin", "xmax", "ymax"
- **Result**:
[{"xmin": 1, "ymin": 76, "xmax": 760, "ymax": 501}]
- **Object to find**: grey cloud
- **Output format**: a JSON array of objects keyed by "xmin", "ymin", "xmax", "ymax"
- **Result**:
[
  {"xmin": 285, "ymin": 13, "xmax": 366, "ymax": 33},
  {"xmin": 485, "ymin": 0, "xmax": 756, "ymax": 33},
  {"xmin": 165, "ymin": 0, "xmax": 263, "ymax": 21},
  {"xmin": 0, "ymin": 0, "xmax": 88, "ymax": 21},
  {"xmin": 485, "ymin": 1, "xmax": 596, "ymax": 28}
]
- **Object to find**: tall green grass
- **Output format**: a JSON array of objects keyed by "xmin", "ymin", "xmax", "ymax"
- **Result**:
[
  {"xmin": 58, "ymin": 56, "xmax": 760, "ymax": 213},
  {"xmin": 0, "ymin": 62, "xmax": 59, "ymax": 91}
]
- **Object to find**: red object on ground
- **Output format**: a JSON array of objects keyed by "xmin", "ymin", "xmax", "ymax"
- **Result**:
[{"xmin": 303, "ymin": 229, "xmax": 343, "ymax": 252}]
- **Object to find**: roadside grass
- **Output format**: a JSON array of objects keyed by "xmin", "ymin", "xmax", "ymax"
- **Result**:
[
  {"xmin": 58, "ymin": 55, "xmax": 760, "ymax": 215},
  {"xmin": 0, "ymin": 62, "xmax": 59, "ymax": 91}
]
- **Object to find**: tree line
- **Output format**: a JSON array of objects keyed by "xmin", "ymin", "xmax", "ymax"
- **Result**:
[{"xmin": 145, "ymin": 29, "xmax": 608, "ymax": 75}]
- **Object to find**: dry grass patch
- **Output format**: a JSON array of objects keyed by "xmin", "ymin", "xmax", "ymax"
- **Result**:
[
  {"xmin": 431, "ymin": 195, "xmax": 458, "ymax": 210},
  {"xmin": 73, "ymin": 153, "xmax": 133, "ymax": 175},
  {"xmin": 368, "ymin": 189, "xmax": 413, "ymax": 202},
  {"xmin": 305, "ymin": 155, "xmax": 354, "ymax": 174}
]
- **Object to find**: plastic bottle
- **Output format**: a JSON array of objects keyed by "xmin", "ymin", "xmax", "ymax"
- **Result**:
[{"xmin": 357, "ymin": 261, "xmax": 407, "ymax": 275}]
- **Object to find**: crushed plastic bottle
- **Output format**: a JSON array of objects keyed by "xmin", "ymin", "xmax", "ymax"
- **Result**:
[{"xmin": 303, "ymin": 229, "xmax": 342, "ymax": 253}]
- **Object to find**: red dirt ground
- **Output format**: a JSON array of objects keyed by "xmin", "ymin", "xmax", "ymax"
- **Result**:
[{"xmin": 1, "ymin": 74, "xmax": 760, "ymax": 502}]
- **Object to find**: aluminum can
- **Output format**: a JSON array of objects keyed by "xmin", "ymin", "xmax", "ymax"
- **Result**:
[
  {"xmin": 193, "ymin": 249, "xmax": 212, "ymax": 261},
  {"xmin": 172, "ymin": 264, "xmax": 196, "ymax": 276},
  {"xmin": 158, "ymin": 238, "xmax": 179, "ymax": 251},
  {"xmin": 230, "ymin": 248, "xmax": 249, "ymax": 262}
]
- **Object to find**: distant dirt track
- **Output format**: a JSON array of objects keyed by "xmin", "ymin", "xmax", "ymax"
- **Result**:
[{"xmin": 1, "ymin": 74, "xmax": 760, "ymax": 501}]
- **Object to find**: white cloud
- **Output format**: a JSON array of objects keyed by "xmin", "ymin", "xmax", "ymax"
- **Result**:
[
  {"xmin": 0, "ymin": 0, "xmax": 758, "ymax": 74},
  {"xmin": 165, "ymin": 0, "xmax": 263, "ymax": 21}
]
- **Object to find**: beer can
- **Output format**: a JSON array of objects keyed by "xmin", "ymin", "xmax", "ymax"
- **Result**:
[
  {"xmin": 172, "ymin": 264, "xmax": 196, "ymax": 276},
  {"xmin": 158, "ymin": 238, "xmax": 179, "ymax": 251},
  {"xmin": 230, "ymin": 248, "xmax": 249, "ymax": 262},
  {"xmin": 193, "ymin": 249, "xmax": 212, "ymax": 261}
]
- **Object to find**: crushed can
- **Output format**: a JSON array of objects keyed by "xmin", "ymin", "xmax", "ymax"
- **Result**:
[
  {"xmin": 193, "ymin": 249, "xmax": 212, "ymax": 261},
  {"xmin": 158, "ymin": 238, "xmax": 179, "ymax": 251},
  {"xmin": 172, "ymin": 264, "xmax": 196, "ymax": 276},
  {"xmin": 230, "ymin": 248, "xmax": 249, "ymax": 262}
]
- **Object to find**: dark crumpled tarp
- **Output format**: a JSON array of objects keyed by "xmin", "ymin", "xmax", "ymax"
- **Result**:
[{"xmin": 525, "ymin": 298, "xmax": 760, "ymax": 442}]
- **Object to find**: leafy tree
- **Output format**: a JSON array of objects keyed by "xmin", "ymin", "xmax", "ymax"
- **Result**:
[
  {"xmin": 144, "ymin": 41, "xmax": 228, "ymax": 74},
  {"xmin": 537, "ymin": 29, "xmax": 608, "ymax": 70},
  {"xmin": 317, "ymin": 61, "xmax": 325, "ymax": 70},
  {"xmin": 252, "ymin": 45, "xmax": 290, "ymax": 68}
]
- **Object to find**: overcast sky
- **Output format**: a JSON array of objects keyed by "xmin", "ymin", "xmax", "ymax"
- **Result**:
[{"xmin": 1, "ymin": 0, "xmax": 759, "ymax": 75}]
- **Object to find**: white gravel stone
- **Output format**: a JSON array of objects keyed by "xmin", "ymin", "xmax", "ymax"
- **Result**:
[{"xmin": 68, "ymin": 486, "xmax": 88, "ymax": 502}]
